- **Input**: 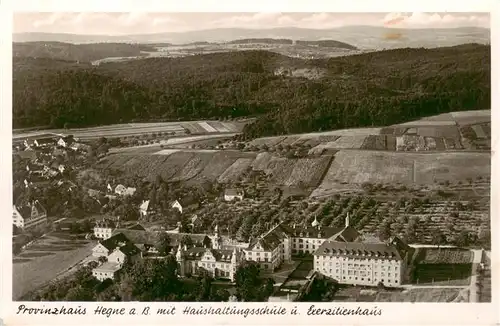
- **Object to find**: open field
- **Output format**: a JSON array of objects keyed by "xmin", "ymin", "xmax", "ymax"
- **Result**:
[
  {"xmin": 311, "ymin": 150, "xmax": 490, "ymax": 197},
  {"xmin": 13, "ymin": 233, "xmax": 96, "ymax": 300},
  {"xmin": 12, "ymin": 120, "xmax": 246, "ymax": 141}
]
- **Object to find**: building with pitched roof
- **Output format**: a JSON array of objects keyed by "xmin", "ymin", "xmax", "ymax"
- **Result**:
[
  {"xmin": 93, "ymin": 218, "xmax": 117, "ymax": 240},
  {"xmin": 242, "ymin": 213, "xmax": 409, "ymax": 288},
  {"xmin": 224, "ymin": 188, "xmax": 244, "ymax": 202},
  {"xmin": 176, "ymin": 245, "xmax": 243, "ymax": 281},
  {"xmin": 311, "ymin": 214, "xmax": 410, "ymax": 288},
  {"xmin": 12, "ymin": 200, "xmax": 47, "ymax": 230},
  {"xmin": 91, "ymin": 234, "xmax": 141, "ymax": 281}
]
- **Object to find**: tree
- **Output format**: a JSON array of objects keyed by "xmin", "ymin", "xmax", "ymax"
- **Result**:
[
  {"xmin": 180, "ymin": 234, "xmax": 194, "ymax": 248},
  {"xmin": 431, "ymin": 230, "xmax": 447, "ymax": 247},
  {"xmin": 156, "ymin": 233, "xmax": 171, "ymax": 255}
]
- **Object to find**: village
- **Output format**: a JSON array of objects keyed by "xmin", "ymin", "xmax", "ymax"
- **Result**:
[{"xmin": 12, "ymin": 128, "xmax": 491, "ymax": 302}]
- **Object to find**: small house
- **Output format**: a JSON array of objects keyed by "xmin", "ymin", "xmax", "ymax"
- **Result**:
[{"xmin": 224, "ymin": 188, "xmax": 244, "ymax": 202}]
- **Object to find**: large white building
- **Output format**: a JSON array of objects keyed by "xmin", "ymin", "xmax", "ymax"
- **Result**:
[{"xmin": 241, "ymin": 214, "xmax": 409, "ymax": 288}]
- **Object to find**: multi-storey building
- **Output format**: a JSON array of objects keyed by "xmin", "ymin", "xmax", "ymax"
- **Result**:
[
  {"xmin": 93, "ymin": 219, "xmax": 117, "ymax": 240},
  {"xmin": 12, "ymin": 200, "xmax": 48, "ymax": 230},
  {"xmin": 241, "ymin": 214, "xmax": 409, "ymax": 288},
  {"xmin": 176, "ymin": 245, "xmax": 243, "ymax": 281}
]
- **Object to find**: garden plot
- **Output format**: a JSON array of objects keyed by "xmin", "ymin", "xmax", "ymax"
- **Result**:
[
  {"xmin": 218, "ymin": 158, "xmax": 255, "ymax": 183},
  {"xmin": 412, "ymin": 248, "xmax": 473, "ymax": 286},
  {"xmin": 416, "ymin": 126, "xmax": 460, "ymax": 138}
]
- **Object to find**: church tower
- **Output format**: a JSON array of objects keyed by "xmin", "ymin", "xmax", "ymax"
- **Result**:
[
  {"xmin": 175, "ymin": 244, "xmax": 185, "ymax": 277},
  {"xmin": 212, "ymin": 224, "xmax": 223, "ymax": 249},
  {"xmin": 345, "ymin": 212, "xmax": 350, "ymax": 228}
]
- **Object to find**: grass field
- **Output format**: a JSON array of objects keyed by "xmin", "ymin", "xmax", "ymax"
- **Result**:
[
  {"xmin": 13, "ymin": 233, "xmax": 96, "ymax": 300},
  {"xmin": 311, "ymin": 150, "xmax": 491, "ymax": 197}
]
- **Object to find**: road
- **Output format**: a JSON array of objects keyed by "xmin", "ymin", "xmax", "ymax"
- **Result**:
[{"xmin": 468, "ymin": 249, "xmax": 483, "ymax": 302}]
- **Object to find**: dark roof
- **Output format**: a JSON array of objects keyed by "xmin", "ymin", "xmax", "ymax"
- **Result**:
[
  {"xmin": 112, "ymin": 229, "xmax": 160, "ymax": 246},
  {"xmin": 329, "ymin": 226, "xmax": 360, "ymax": 242},
  {"xmin": 313, "ymin": 240, "xmax": 406, "ymax": 260},
  {"xmin": 95, "ymin": 219, "xmax": 116, "ymax": 228},
  {"xmin": 282, "ymin": 224, "xmax": 344, "ymax": 239},
  {"xmin": 112, "ymin": 229, "xmax": 210, "ymax": 248},
  {"xmin": 168, "ymin": 232, "xmax": 210, "ymax": 247},
  {"xmin": 100, "ymin": 233, "xmax": 134, "ymax": 251},
  {"xmin": 116, "ymin": 242, "xmax": 142, "ymax": 257},
  {"xmin": 183, "ymin": 247, "xmax": 237, "ymax": 262}
]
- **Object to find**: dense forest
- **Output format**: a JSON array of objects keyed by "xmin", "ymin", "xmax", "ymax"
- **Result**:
[
  {"xmin": 13, "ymin": 42, "xmax": 156, "ymax": 62},
  {"xmin": 13, "ymin": 44, "xmax": 490, "ymax": 138}
]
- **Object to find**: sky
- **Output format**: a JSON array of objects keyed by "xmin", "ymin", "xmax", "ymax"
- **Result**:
[{"xmin": 13, "ymin": 12, "xmax": 490, "ymax": 35}]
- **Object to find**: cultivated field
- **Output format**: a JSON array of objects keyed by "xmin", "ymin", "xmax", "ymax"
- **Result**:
[
  {"xmin": 311, "ymin": 150, "xmax": 491, "ymax": 197},
  {"xmin": 12, "ymin": 233, "xmax": 96, "ymax": 300},
  {"xmin": 13, "ymin": 120, "xmax": 246, "ymax": 141}
]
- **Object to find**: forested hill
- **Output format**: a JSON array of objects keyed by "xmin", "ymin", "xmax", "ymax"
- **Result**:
[
  {"xmin": 13, "ymin": 44, "xmax": 490, "ymax": 138},
  {"xmin": 13, "ymin": 42, "xmax": 156, "ymax": 62}
]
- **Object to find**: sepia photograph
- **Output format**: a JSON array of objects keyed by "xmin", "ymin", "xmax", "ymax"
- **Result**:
[{"xmin": 10, "ymin": 11, "xmax": 492, "ymax": 306}]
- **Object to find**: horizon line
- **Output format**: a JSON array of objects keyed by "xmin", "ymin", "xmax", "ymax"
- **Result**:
[{"xmin": 13, "ymin": 25, "xmax": 491, "ymax": 37}]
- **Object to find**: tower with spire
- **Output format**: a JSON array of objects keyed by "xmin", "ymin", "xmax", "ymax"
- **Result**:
[
  {"xmin": 175, "ymin": 244, "xmax": 185, "ymax": 277},
  {"xmin": 212, "ymin": 224, "xmax": 223, "ymax": 249},
  {"xmin": 311, "ymin": 215, "xmax": 319, "ymax": 228},
  {"xmin": 345, "ymin": 212, "xmax": 350, "ymax": 228}
]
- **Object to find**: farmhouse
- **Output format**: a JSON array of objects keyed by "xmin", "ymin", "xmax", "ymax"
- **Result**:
[
  {"xmin": 224, "ymin": 188, "xmax": 244, "ymax": 201},
  {"xmin": 12, "ymin": 200, "xmax": 48, "ymax": 230}
]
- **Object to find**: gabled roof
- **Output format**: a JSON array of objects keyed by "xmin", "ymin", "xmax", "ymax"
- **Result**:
[
  {"xmin": 329, "ymin": 226, "xmax": 360, "ymax": 243},
  {"xmin": 313, "ymin": 239, "xmax": 407, "ymax": 260},
  {"xmin": 114, "ymin": 242, "xmax": 141, "ymax": 257},
  {"xmin": 183, "ymin": 247, "xmax": 237, "ymax": 262},
  {"xmin": 99, "ymin": 233, "xmax": 134, "ymax": 251},
  {"xmin": 139, "ymin": 200, "xmax": 150, "ymax": 211}
]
